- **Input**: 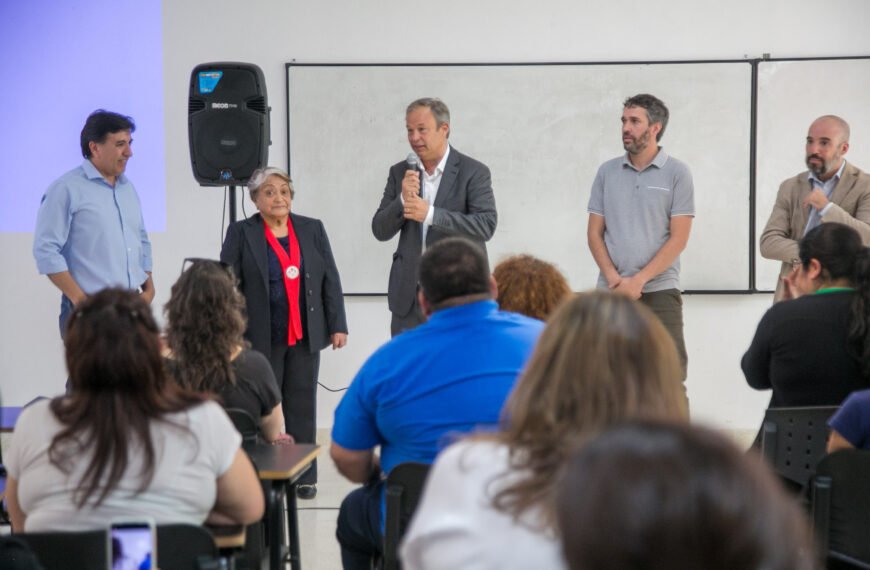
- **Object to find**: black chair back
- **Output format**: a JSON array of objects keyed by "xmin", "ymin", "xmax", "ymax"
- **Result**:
[
  {"xmin": 761, "ymin": 405, "xmax": 838, "ymax": 488},
  {"xmin": 812, "ymin": 450, "xmax": 870, "ymax": 569},
  {"xmin": 157, "ymin": 524, "xmax": 219, "ymax": 570},
  {"xmin": 383, "ymin": 462, "xmax": 431, "ymax": 570},
  {"xmin": 225, "ymin": 407, "xmax": 259, "ymax": 446},
  {"xmin": 16, "ymin": 529, "xmax": 109, "ymax": 570}
]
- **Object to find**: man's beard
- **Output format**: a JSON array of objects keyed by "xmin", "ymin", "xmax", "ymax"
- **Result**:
[
  {"xmin": 806, "ymin": 153, "xmax": 830, "ymax": 177},
  {"xmin": 623, "ymin": 129, "xmax": 651, "ymax": 155}
]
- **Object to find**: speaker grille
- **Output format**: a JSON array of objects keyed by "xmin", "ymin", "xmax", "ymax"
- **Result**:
[
  {"xmin": 246, "ymin": 96, "xmax": 267, "ymax": 115},
  {"xmin": 188, "ymin": 62, "xmax": 269, "ymax": 185},
  {"xmin": 188, "ymin": 98, "xmax": 206, "ymax": 114}
]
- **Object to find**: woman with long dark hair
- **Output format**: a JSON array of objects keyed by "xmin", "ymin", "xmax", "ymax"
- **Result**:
[
  {"xmin": 165, "ymin": 259, "xmax": 290, "ymax": 443},
  {"xmin": 743, "ymin": 222, "xmax": 870, "ymax": 413},
  {"xmin": 5, "ymin": 289, "xmax": 263, "ymax": 531}
]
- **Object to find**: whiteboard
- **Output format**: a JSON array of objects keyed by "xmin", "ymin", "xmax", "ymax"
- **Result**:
[
  {"xmin": 755, "ymin": 58, "xmax": 870, "ymax": 291},
  {"xmin": 287, "ymin": 63, "xmax": 752, "ymax": 293}
]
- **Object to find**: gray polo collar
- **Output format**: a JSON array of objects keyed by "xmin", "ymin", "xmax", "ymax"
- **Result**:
[{"xmin": 621, "ymin": 147, "xmax": 669, "ymax": 172}]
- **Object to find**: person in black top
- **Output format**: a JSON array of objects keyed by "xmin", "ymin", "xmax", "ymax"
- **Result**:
[
  {"xmin": 164, "ymin": 259, "xmax": 289, "ymax": 444},
  {"xmin": 742, "ymin": 222, "xmax": 870, "ymax": 413}
]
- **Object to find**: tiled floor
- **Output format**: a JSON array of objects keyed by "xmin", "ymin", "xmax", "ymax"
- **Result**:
[{"xmin": 296, "ymin": 430, "xmax": 356, "ymax": 570}]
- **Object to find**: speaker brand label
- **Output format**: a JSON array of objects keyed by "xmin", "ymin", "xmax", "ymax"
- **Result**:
[
  {"xmin": 210, "ymin": 102, "xmax": 239, "ymax": 109},
  {"xmin": 198, "ymin": 70, "xmax": 223, "ymax": 94}
]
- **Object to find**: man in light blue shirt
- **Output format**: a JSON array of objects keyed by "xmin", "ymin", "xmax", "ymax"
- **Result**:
[{"xmin": 33, "ymin": 110, "xmax": 154, "ymax": 336}]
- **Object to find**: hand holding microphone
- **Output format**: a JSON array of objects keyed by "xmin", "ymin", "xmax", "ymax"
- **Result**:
[
  {"xmin": 402, "ymin": 152, "xmax": 429, "ymax": 222},
  {"xmin": 402, "ymin": 152, "xmax": 422, "ymax": 201}
]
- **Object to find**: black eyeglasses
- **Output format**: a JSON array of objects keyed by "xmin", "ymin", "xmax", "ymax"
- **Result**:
[{"xmin": 181, "ymin": 257, "xmax": 232, "ymax": 275}]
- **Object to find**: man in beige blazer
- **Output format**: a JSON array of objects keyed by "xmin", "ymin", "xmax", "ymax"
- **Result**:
[{"xmin": 761, "ymin": 115, "xmax": 870, "ymax": 301}]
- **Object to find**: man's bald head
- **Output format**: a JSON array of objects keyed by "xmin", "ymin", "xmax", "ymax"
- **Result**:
[{"xmin": 811, "ymin": 115, "xmax": 850, "ymax": 144}]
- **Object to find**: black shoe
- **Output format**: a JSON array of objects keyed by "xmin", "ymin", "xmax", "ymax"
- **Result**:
[{"xmin": 296, "ymin": 484, "xmax": 317, "ymax": 499}]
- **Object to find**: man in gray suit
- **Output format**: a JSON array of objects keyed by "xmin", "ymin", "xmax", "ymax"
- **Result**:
[
  {"xmin": 372, "ymin": 98, "xmax": 497, "ymax": 335},
  {"xmin": 761, "ymin": 115, "xmax": 870, "ymax": 301}
]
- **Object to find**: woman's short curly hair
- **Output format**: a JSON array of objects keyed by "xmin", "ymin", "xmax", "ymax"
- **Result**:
[{"xmin": 492, "ymin": 254, "xmax": 572, "ymax": 320}]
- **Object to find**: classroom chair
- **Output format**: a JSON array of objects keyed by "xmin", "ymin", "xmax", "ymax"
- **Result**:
[
  {"xmin": 761, "ymin": 405, "xmax": 838, "ymax": 489},
  {"xmin": 382, "ymin": 462, "xmax": 431, "ymax": 570},
  {"xmin": 811, "ymin": 449, "xmax": 870, "ymax": 569},
  {"xmin": 226, "ymin": 407, "xmax": 259, "ymax": 446},
  {"xmin": 16, "ymin": 529, "xmax": 110, "ymax": 570}
]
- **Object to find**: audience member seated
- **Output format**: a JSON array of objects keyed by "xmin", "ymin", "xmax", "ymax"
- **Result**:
[
  {"xmin": 401, "ymin": 291, "xmax": 688, "ymax": 570},
  {"xmin": 555, "ymin": 420, "xmax": 817, "ymax": 570},
  {"xmin": 164, "ymin": 259, "xmax": 291, "ymax": 444},
  {"xmin": 742, "ymin": 223, "xmax": 870, "ymax": 419},
  {"xmin": 492, "ymin": 254, "xmax": 572, "ymax": 320},
  {"xmin": 330, "ymin": 238, "xmax": 545, "ymax": 569},
  {"xmin": 828, "ymin": 388, "xmax": 870, "ymax": 451},
  {"xmin": 5, "ymin": 289, "xmax": 264, "ymax": 532}
]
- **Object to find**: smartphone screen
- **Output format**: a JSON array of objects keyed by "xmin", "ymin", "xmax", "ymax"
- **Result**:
[{"xmin": 110, "ymin": 522, "xmax": 156, "ymax": 570}]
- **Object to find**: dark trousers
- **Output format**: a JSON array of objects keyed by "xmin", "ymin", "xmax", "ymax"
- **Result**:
[
  {"xmin": 269, "ymin": 340, "xmax": 320, "ymax": 484},
  {"xmin": 390, "ymin": 296, "xmax": 425, "ymax": 337},
  {"xmin": 336, "ymin": 482, "xmax": 383, "ymax": 570},
  {"xmin": 640, "ymin": 288, "xmax": 688, "ymax": 382}
]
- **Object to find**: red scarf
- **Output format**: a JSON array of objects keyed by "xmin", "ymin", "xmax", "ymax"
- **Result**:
[{"xmin": 263, "ymin": 218, "xmax": 303, "ymax": 345}]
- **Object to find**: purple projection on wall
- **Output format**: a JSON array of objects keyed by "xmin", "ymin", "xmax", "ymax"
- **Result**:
[{"xmin": 0, "ymin": 1, "xmax": 164, "ymax": 232}]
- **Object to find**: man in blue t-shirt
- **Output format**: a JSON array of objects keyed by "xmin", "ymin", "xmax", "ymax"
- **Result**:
[{"xmin": 330, "ymin": 237, "xmax": 544, "ymax": 570}]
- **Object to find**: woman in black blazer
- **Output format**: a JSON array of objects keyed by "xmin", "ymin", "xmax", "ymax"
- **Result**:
[{"xmin": 221, "ymin": 167, "xmax": 348, "ymax": 498}]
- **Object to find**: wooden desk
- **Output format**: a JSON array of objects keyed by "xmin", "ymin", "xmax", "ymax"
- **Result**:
[
  {"xmin": 243, "ymin": 443, "xmax": 319, "ymax": 570},
  {"xmin": 207, "ymin": 523, "xmax": 247, "ymax": 550}
]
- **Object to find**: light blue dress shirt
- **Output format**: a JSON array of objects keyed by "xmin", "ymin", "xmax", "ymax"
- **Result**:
[
  {"xmin": 33, "ymin": 159, "xmax": 152, "ymax": 294},
  {"xmin": 804, "ymin": 160, "xmax": 847, "ymax": 235}
]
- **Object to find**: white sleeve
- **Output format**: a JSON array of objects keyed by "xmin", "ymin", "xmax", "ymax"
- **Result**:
[
  {"xmin": 198, "ymin": 402, "xmax": 243, "ymax": 476},
  {"xmin": 400, "ymin": 441, "xmax": 494, "ymax": 570}
]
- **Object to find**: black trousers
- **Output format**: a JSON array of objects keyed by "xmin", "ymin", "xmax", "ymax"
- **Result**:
[
  {"xmin": 390, "ymin": 296, "xmax": 425, "ymax": 337},
  {"xmin": 269, "ymin": 339, "xmax": 320, "ymax": 484}
]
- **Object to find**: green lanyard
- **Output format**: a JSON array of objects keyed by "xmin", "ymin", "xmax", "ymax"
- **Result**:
[{"xmin": 815, "ymin": 287, "xmax": 855, "ymax": 295}]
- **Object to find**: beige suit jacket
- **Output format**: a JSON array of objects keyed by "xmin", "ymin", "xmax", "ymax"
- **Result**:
[{"xmin": 760, "ymin": 162, "xmax": 870, "ymax": 301}]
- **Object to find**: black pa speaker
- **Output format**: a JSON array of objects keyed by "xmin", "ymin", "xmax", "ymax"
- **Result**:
[{"xmin": 188, "ymin": 62, "xmax": 270, "ymax": 186}]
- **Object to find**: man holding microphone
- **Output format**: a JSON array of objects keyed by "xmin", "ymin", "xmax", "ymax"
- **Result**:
[{"xmin": 372, "ymin": 98, "xmax": 497, "ymax": 336}]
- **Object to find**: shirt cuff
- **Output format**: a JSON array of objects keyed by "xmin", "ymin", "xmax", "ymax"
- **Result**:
[
  {"xmin": 424, "ymin": 204, "xmax": 435, "ymax": 226},
  {"xmin": 820, "ymin": 202, "xmax": 834, "ymax": 217}
]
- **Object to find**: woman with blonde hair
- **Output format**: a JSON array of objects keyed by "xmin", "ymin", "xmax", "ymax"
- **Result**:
[{"xmin": 401, "ymin": 291, "xmax": 688, "ymax": 569}]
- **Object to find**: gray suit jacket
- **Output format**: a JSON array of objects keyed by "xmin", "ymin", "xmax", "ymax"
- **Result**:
[
  {"xmin": 760, "ymin": 162, "xmax": 870, "ymax": 301},
  {"xmin": 372, "ymin": 147, "xmax": 497, "ymax": 317}
]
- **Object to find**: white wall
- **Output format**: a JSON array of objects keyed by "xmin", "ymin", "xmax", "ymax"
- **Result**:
[{"xmin": 2, "ymin": 0, "xmax": 868, "ymax": 432}]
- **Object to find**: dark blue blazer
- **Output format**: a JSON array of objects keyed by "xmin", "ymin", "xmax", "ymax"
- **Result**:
[{"xmin": 221, "ymin": 212, "xmax": 348, "ymax": 356}]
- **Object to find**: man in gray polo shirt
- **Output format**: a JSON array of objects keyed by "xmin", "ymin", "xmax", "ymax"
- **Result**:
[{"xmin": 587, "ymin": 93, "xmax": 694, "ymax": 381}]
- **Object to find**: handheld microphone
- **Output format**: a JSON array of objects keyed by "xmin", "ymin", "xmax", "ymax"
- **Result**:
[{"xmin": 406, "ymin": 152, "xmax": 424, "ymax": 199}]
